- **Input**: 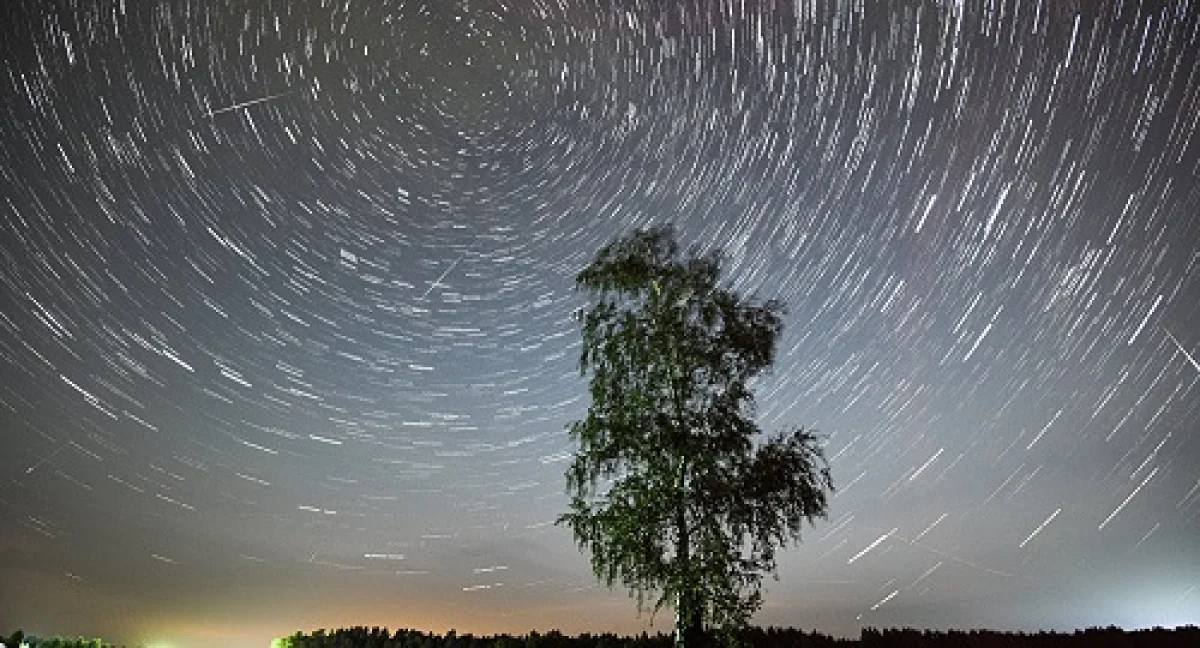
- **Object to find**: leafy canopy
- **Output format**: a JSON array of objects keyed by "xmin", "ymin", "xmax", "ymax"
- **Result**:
[{"xmin": 558, "ymin": 225, "xmax": 833, "ymax": 643}]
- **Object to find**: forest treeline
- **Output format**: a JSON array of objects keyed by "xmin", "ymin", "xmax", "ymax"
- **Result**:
[
  {"xmin": 3, "ymin": 625, "xmax": 1196, "ymax": 648},
  {"xmin": 272, "ymin": 625, "xmax": 1199, "ymax": 648},
  {"xmin": 1, "ymin": 633, "xmax": 119, "ymax": 648}
]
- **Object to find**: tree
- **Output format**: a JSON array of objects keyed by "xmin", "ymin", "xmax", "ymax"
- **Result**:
[{"xmin": 558, "ymin": 225, "xmax": 834, "ymax": 648}]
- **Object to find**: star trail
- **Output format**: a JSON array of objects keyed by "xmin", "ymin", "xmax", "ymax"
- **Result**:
[{"xmin": 1, "ymin": 1, "xmax": 1198, "ymax": 647}]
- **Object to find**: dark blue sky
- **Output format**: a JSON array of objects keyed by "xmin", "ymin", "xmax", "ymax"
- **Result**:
[{"xmin": 2, "ymin": 1, "xmax": 1198, "ymax": 646}]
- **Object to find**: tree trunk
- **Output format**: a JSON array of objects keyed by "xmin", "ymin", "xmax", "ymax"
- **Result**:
[
  {"xmin": 675, "ymin": 589, "xmax": 705, "ymax": 648},
  {"xmin": 680, "ymin": 601, "xmax": 704, "ymax": 648},
  {"xmin": 674, "ymin": 493, "xmax": 704, "ymax": 648}
]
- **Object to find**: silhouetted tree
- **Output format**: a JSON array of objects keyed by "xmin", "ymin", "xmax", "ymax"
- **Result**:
[{"xmin": 558, "ymin": 225, "xmax": 834, "ymax": 648}]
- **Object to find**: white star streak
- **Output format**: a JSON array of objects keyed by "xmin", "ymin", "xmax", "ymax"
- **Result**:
[
  {"xmin": 1026, "ymin": 408, "xmax": 1063, "ymax": 450},
  {"xmin": 870, "ymin": 589, "xmax": 900, "ymax": 610},
  {"xmin": 1019, "ymin": 508, "xmax": 1061, "ymax": 547},
  {"xmin": 1127, "ymin": 294, "xmax": 1162, "ymax": 345},
  {"xmin": 1099, "ymin": 467, "xmax": 1159, "ymax": 530},
  {"xmin": 913, "ymin": 513, "xmax": 948, "ymax": 542},
  {"xmin": 909, "ymin": 561, "xmax": 943, "ymax": 589},
  {"xmin": 909, "ymin": 448, "xmax": 944, "ymax": 481},
  {"xmin": 848, "ymin": 528, "xmax": 897, "ymax": 564}
]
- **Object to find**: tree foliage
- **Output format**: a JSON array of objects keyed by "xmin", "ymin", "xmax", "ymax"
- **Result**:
[{"xmin": 558, "ymin": 225, "xmax": 834, "ymax": 646}]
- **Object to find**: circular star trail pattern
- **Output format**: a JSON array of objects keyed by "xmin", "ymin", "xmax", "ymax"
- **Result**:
[{"xmin": 2, "ymin": 1, "xmax": 1198, "ymax": 646}]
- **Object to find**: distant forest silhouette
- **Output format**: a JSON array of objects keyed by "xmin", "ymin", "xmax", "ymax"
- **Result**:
[
  {"xmin": 268, "ymin": 625, "xmax": 1198, "ymax": 648},
  {"xmin": 4, "ymin": 625, "xmax": 1197, "ymax": 648}
]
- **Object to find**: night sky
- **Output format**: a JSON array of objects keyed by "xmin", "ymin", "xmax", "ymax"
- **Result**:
[{"xmin": 2, "ymin": 0, "xmax": 1199, "ymax": 646}]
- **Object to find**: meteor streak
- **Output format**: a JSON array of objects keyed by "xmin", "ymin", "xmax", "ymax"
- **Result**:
[
  {"xmin": 1163, "ymin": 327, "xmax": 1200, "ymax": 373},
  {"xmin": 421, "ymin": 253, "xmax": 467, "ymax": 299},
  {"xmin": 206, "ymin": 90, "xmax": 294, "ymax": 117},
  {"xmin": 25, "ymin": 441, "xmax": 69, "ymax": 474}
]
